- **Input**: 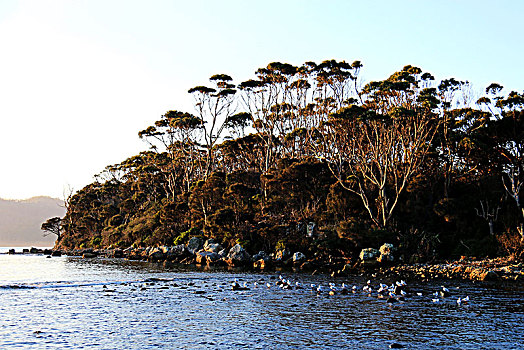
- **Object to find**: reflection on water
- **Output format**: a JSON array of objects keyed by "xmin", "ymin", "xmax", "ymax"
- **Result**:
[{"xmin": 0, "ymin": 255, "xmax": 523, "ymax": 349}]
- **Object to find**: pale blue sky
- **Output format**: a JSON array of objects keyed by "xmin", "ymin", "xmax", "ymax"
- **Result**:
[{"xmin": 0, "ymin": 0, "xmax": 522, "ymax": 199}]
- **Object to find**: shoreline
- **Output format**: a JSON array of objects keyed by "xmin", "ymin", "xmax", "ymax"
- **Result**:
[{"xmin": 5, "ymin": 246, "xmax": 523, "ymax": 283}]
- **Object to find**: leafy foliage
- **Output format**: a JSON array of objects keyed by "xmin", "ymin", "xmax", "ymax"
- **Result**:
[{"xmin": 52, "ymin": 61, "xmax": 524, "ymax": 261}]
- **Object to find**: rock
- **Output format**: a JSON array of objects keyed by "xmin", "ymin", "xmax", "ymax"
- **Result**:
[
  {"xmin": 252, "ymin": 251, "xmax": 269, "ymax": 261},
  {"xmin": 204, "ymin": 241, "xmax": 222, "ymax": 253},
  {"xmin": 22, "ymin": 249, "xmax": 29, "ymax": 254},
  {"xmin": 51, "ymin": 250, "xmax": 62, "ymax": 257},
  {"xmin": 379, "ymin": 243, "xmax": 395, "ymax": 255},
  {"xmin": 111, "ymin": 249, "xmax": 123, "ymax": 258},
  {"xmin": 218, "ymin": 248, "xmax": 228, "ymax": 258},
  {"xmin": 195, "ymin": 250, "xmax": 220, "ymax": 265},
  {"xmin": 8, "ymin": 249, "xmax": 16, "ymax": 255},
  {"xmin": 82, "ymin": 252, "xmax": 97, "ymax": 258},
  {"xmin": 377, "ymin": 243, "xmax": 395, "ymax": 263},
  {"xmin": 148, "ymin": 248, "xmax": 165, "ymax": 261},
  {"xmin": 359, "ymin": 248, "xmax": 379, "ymax": 261},
  {"xmin": 377, "ymin": 254, "xmax": 394, "ymax": 263},
  {"xmin": 165, "ymin": 245, "xmax": 188, "ymax": 261},
  {"xmin": 225, "ymin": 244, "xmax": 251, "ymax": 266},
  {"xmin": 292, "ymin": 252, "xmax": 306, "ymax": 263},
  {"xmin": 187, "ymin": 237, "xmax": 204, "ymax": 255},
  {"xmin": 480, "ymin": 270, "xmax": 499, "ymax": 281}
]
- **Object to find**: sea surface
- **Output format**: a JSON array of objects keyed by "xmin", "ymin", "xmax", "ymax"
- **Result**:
[{"xmin": 0, "ymin": 252, "xmax": 523, "ymax": 349}]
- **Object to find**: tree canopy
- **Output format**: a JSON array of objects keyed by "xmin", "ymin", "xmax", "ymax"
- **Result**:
[{"xmin": 50, "ymin": 60, "xmax": 524, "ymax": 262}]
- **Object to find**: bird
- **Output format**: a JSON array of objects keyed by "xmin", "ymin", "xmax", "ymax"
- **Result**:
[
  {"xmin": 316, "ymin": 285, "xmax": 325, "ymax": 295},
  {"xmin": 457, "ymin": 296, "xmax": 469, "ymax": 305},
  {"xmin": 439, "ymin": 286, "xmax": 451, "ymax": 297},
  {"xmin": 386, "ymin": 292, "xmax": 399, "ymax": 303},
  {"xmin": 231, "ymin": 279, "xmax": 249, "ymax": 291}
]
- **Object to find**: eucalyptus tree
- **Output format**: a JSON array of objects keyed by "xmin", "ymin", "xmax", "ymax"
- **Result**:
[
  {"xmin": 495, "ymin": 91, "xmax": 524, "ymax": 237},
  {"xmin": 188, "ymin": 74, "xmax": 236, "ymax": 179},
  {"xmin": 139, "ymin": 110, "xmax": 202, "ymax": 198},
  {"xmin": 316, "ymin": 66, "xmax": 441, "ymax": 229},
  {"xmin": 238, "ymin": 62, "xmax": 299, "ymax": 173}
]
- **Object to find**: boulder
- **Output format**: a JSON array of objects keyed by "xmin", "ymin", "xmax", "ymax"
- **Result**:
[
  {"xmin": 165, "ymin": 245, "xmax": 188, "ymax": 261},
  {"xmin": 377, "ymin": 254, "xmax": 394, "ymax": 263},
  {"xmin": 51, "ymin": 250, "xmax": 62, "ymax": 257},
  {"xmin": 480, "ymin": 270, "xmax": 499, "ymax": 281},
  {"xmin": 148, "ymin": 248, "xmax": 165, "ymax": 261},
  {"xmin": 252, "ymin": 251, "xmax": 269, "ymax": 262},
  {"xmin": 377, "ymin": 243, "xmax": 395, "ymax": 263},
  {"xmin": 359, "ymin": 248, "xmax": 379, "ymax": 261},
  {"xmin": 82, "ymin": 252, "xmax": 97, "ymax": 259},
  {"xmin": 187, "ymin": 237, "xmax": 204, "ymax": 255},
  {"xmin": 293, "ymin": 252, "xmax": 306, "ymax": 263},
  {"xmin": 204, "ymin": 240, "xmax": 222, "ymax": 253},
  {"xmin": 225, "ymin": 244, "xmax": 251, "ymax": 266},
  {"xmin": 379, "ymin": 243, "xmax": 395, "ymax": 255},
  {"xmin": 196, "ymin": 250, "xmax": 221, "ymax": 265}
]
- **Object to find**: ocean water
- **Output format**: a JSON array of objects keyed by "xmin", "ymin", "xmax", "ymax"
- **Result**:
[{"xmin": 0, "ymin": 254, "xmax": 523, "ymax": 349}]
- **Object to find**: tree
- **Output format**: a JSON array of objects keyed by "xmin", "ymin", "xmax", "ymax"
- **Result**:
[
  {"xmin": 188, "ymin": 74, "xmax": 237, "ymax": 179},
  {"xmin": 41, "ymin": 217, "xmax": 63, "ymax": 242},
  {"xmin": 316, "ymin": 66, "xmax": 440, "ymax": 228},
  {"xmin": 139, "ymin": 110, "xmax": 202, "ymax": 197}
]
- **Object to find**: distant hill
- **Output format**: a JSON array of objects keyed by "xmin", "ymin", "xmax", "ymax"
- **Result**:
[{"xmin": 0, "ymin": 196, "xmax": 65, "ymax": 247}]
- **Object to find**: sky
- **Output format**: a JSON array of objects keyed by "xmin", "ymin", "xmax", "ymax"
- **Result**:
[{"xmin": 0, "ymin": 0, "xmax": 522, "ymax": 200}]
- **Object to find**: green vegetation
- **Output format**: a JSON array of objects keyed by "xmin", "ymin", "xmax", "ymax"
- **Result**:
[{"xmin": 54, "ymin": 60, "xmax": 524, "ymax": 262}]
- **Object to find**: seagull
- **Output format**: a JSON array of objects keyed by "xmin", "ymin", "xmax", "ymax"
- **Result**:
[
  {"xmin": 378, "ymin": 283, "xmax": 389, "ymax": 294},
  {"xmin": 386, "ymin": 292, "xmax": 399, "ymax": 303},
  {"xmin": 457, "ymin": 296, "xmax": 469, "ymax": 305},
  {"xmin": 440, "ymin": 286, "xmax": 451, "ymax": 297},
  {"xmin": 231, "ymin": 280, "xmax": 249, "ymax": 291}
]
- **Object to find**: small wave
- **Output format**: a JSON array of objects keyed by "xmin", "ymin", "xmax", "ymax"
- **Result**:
[
  {"xmin": 0, "ymin": 279, "xmax": 143, "ymax": 290},
  {"xmin": 0, "ymin": 284, "xmax": 36, "ymax": 289}
]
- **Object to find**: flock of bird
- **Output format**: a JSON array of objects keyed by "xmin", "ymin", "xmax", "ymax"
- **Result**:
[{"xmin": 231, "ymin": 275, "xmax": 471, "ymax": 305}]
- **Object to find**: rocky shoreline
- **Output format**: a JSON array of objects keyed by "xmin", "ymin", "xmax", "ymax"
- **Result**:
[
  {"xmin": 372, "ymin": 257, "xmax": 524, "ymax": 283},
  {"xmin": 5, "ymin": 239, "xmax": 523, "ymax": 283}
]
